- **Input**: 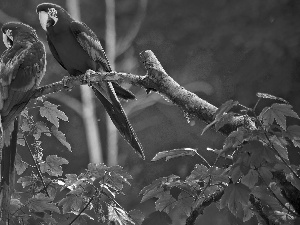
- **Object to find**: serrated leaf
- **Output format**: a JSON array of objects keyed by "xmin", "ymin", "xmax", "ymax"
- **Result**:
[
  {"xmin": 107, "ymin": 205, "xmax": 134, "ymax": 225},
  {"xmin": 286, "ymin": 125, "xmax": 300, "ymax": 140},
  {"xmin": 28, "ymin": 193, "xmax": 60, "ymax": 214},
  {"xmin": 256, "ymin": 93, "xmax": 288, "ymax": 103},
  {"xmin": 220, "ymin": 183, "xmax": 250, "ymax": 216},
  {"xmin": 33, "ymin": 121, "xmax": 50, "ymax": 140},
  {"xmin": 15, "ymin": 153, "xmax": 28, "ymax": 175},
  {"xmin": 40, "ymin": 101, "xmax": 68, "ymax": 128},
  {"xmin": 51, "ymin": 126, "xmax": 72, "ymax": 151},
  {"xmin": 151, "ymin": 148, "xmax": 198, "ymax": 161},
  {"xmin": 241, "ymin": 169, "xmax": 258, "ymax": 188},
  {"xmin": 40, "ymin": 155, "xmax": 69, "ymax": 176},
  {"xmin": 58, "ymin": 195, "xmax": 83, "ymax": 214},
  {"xmin": 187, "ymin": 164, "xmax": 208, "ymax": 181},
  {"xmin": 155, "ymin": 191, "xmax": 176, "ymax": 213},
  {"xmin": 259, "ymin": 103, "xmax": 299, "ymax": 130}
]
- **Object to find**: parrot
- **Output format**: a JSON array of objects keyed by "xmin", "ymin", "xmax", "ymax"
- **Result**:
[
  {"xmin": 0, "ymin": 22, "xmax": 46, "ymax": 202},
  {"xmin": 36, "ymin": 3, "xmax": 144, "ymax": 159}
]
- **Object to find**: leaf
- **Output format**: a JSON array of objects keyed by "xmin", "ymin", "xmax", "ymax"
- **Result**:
[
  {"xmin": 40, "ymin": 101, "xmax": 68, "ymax": 128},
  {"xmin": 224, "ymin": 127, "xmax": 246, "ymax": 150},
  {"xmin": 17, "ymin": 176, "xmax": 37, "ymax": 188},
  {"xmin": 241, "ymin": 169, "xmax": 258, "ymax": 188},
  {"xmin": 258, "ymin": 167, "xmax": 273, "ymax": 185},
  {"xmin": 252, "ymin": 187, "xmax": 282, "ymax": 211},
  {"xmin": 58, "ymin": 194, "xmax": 83, "ymax": 214},
  {"xmin": 151, "ymin": 148, "xmax": 198, "ymax": 161},
  {"xmin": 155, "ymin": 191, "xmax": 176, "ymax": 213},
  {"xmin": 286, "ymin": 125, "xmax": 300, "ymax": 148},
  {"xmin": 15, "ymin": 153, "xmax": 28, "ymax": 175},
  {"xmin": 129, "ymin": 209, "xmax": 145, "ymax": 225},
  {"xmin": 270, "ymin": 136, "xmax": 289, "ymax": 160},
  {"xmin": 230, "ymin": 165, "xmax": 243, "ymax": 183},
  {"xmin": 259, "ymin": 103, "xmax": 299, "ymax": 130},
  {"xmin": 220, "ymin": 183, "xmax": 250, "ymax": 217},
  {"xmin": 40, "ymin": 155, "xmax": 69, "ymax": 177},
  {"xmin": 28, "ymin": 193, "xmax": 60, "ymax": 214},
  {"xmin": 33, "ymin": 121, "xmax": 50, "ymax": 140},
  {"xmin": 186, "ymin": 164, "xmax": 209, "ymax": 181},
  {"xmin": 256, "ymin": 93, "xmax": 288, "ymax": 103},
  {"xmin": 17, "ymin": 133, "xmax": 25, "ymax": 146},
  {"xmin": 140, "ymin": 175, "xmax": 180, "ymax": 203},
  {"xmin": 107, "ymin": 205, "xmax": 134, "ymax": 225},
  {"xmin": 215, "ymin": 112, "xmax": 235, "ymax": 131},
  {"xmin": 142, "ymin": 211, "xmax": 172, "ymax": 225},
  {"xmin": 286, "ymin": 173, "xmax": 300, "ymax": 191},
  {"xmin": 209, "ymin": 166, "xmax": 230, "ymax": 184},
  {"xmin": 214, "ymin": 100, "xmax": 238, "ymax": 120},
  {"xmin": 51, "ymin": 126, "xmax": 72, "ymax": 151},
  {"xmin": 177, "ymin": 191, "xmax": 194, "ymax": 216}
]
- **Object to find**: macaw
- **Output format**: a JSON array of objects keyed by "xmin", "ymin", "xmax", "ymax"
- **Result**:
[
  {"xmin": 0, "ymin": 22, "xmax": 46, "ymax": 198},
  {"xmin": 36, "ymin": 3, "xmax": 144, "ymax": 159}
]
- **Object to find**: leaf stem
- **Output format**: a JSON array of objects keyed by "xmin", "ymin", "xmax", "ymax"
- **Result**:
[
  {"xmin": 68, "ymin": 196, "xmax": 94, "ymax": 225},
  {"xmin": 24, "ymin": 136, "xmax": 50, "ymax": 197},
  {"xmin": 257, "ymin": 170, "xmax": 298, "ymax": 217}
]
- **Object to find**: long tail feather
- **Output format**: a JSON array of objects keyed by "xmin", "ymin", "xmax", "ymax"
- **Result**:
[
  {"xmin": 92, "ymin": 82, "xmax": 144, "ymax": 159},
  {"xmin": 0, "ymin": 118, "xmax": 18, "ymax": 213}
]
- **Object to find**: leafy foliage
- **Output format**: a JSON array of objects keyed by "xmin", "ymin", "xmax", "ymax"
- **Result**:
[
  {"xmin": 139, "ymin": 94, "xmax": 300, "ymax": 224},
  {"xmin": 4, "ymin": 93, "xmax": 300, "ymax": 224}
]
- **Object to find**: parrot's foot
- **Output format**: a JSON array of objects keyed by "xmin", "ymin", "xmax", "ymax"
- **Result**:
[
  {"xmin": 62, "ymin": 76, "xmax": 73, "ymax": 91},
  {"xmin": 84, "ymin": 69, "xmax": 95, "ymax": 86}
]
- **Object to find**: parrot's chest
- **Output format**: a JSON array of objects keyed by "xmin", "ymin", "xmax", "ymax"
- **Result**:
[{"xmin": 49, "ymin": 31, "xmax": 96, "ymax": 75}]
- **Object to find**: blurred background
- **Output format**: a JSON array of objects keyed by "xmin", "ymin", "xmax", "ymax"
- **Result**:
[{"xmin": 1, "ymin": 0, "xmax": 300, "ymax": 224}]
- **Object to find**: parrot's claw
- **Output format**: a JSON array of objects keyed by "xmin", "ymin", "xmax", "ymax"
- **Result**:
[
  {"xmin": 62, "ymin": 76, "xmax": 73, "ymax": 92},
  {"xmin": 84, "ymin": 69, "xmax": 95, "ymax": 86}
]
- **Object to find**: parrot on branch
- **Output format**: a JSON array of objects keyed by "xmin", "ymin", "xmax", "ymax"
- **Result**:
[
  {"xmin": 0, "ymin": 22, "xmax": 46, "ymax": 209},
  {"xmin": 36, "ymin": 3, "xmax": 144, "ymax": 159}
]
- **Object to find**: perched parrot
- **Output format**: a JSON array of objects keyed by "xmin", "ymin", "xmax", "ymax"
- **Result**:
[
  {"xmin": 36, "ymin": 3, "xmax": 144, "ymax": 159},
  {"xmin": 0, "ymin": 22, "xmax": 46, "ymax": 196}
]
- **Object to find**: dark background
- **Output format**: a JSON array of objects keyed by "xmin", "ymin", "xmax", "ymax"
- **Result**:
[{"xmin": 1, "ymin": 0, "xmax": 300, "ymax": 224}]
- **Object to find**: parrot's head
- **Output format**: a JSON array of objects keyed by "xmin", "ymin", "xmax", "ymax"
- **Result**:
[
  {"xmin": 2, "ymin": 22, "xmax": 38, "ymax": 49},
  {"xmin": 37, "ymin": 3, "xmax": 72, "ymax": 32}
]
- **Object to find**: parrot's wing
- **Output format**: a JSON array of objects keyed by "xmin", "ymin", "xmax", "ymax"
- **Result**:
[
  {"xmin": 70, "ymin": 21, "xmax": 144, "ymax": 159},
  {"xmin": 0, "ymin": 41, "xmax": 46, "ymax": 128},
  {"xmin": 47, "ymin": 35, "xmax": 67, "ymax": 70},
  {"xmin": 70, "ymin": 21, "xmax": 111, "ymax": 72}
]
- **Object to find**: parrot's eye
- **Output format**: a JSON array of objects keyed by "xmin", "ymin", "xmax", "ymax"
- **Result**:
[
  {"xmin": 2, "ymin": 29, "xmax": 13, "ymax": 49},
  {"xmin": 48, "ymin": 8, "xmax": 58, "ymax": 26}
]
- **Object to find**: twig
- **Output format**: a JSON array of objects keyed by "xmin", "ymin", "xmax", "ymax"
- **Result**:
[
  {"xmin": 185, "ymin": 188, "xmax": 224, "ymax": 225},
  {"xmin": 68, "ymin": 196, "xmax": 94, "ymax": 225},
  {"xmin": 24, "ymin": 136, "xmax": 50, "ymax": 198}
]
